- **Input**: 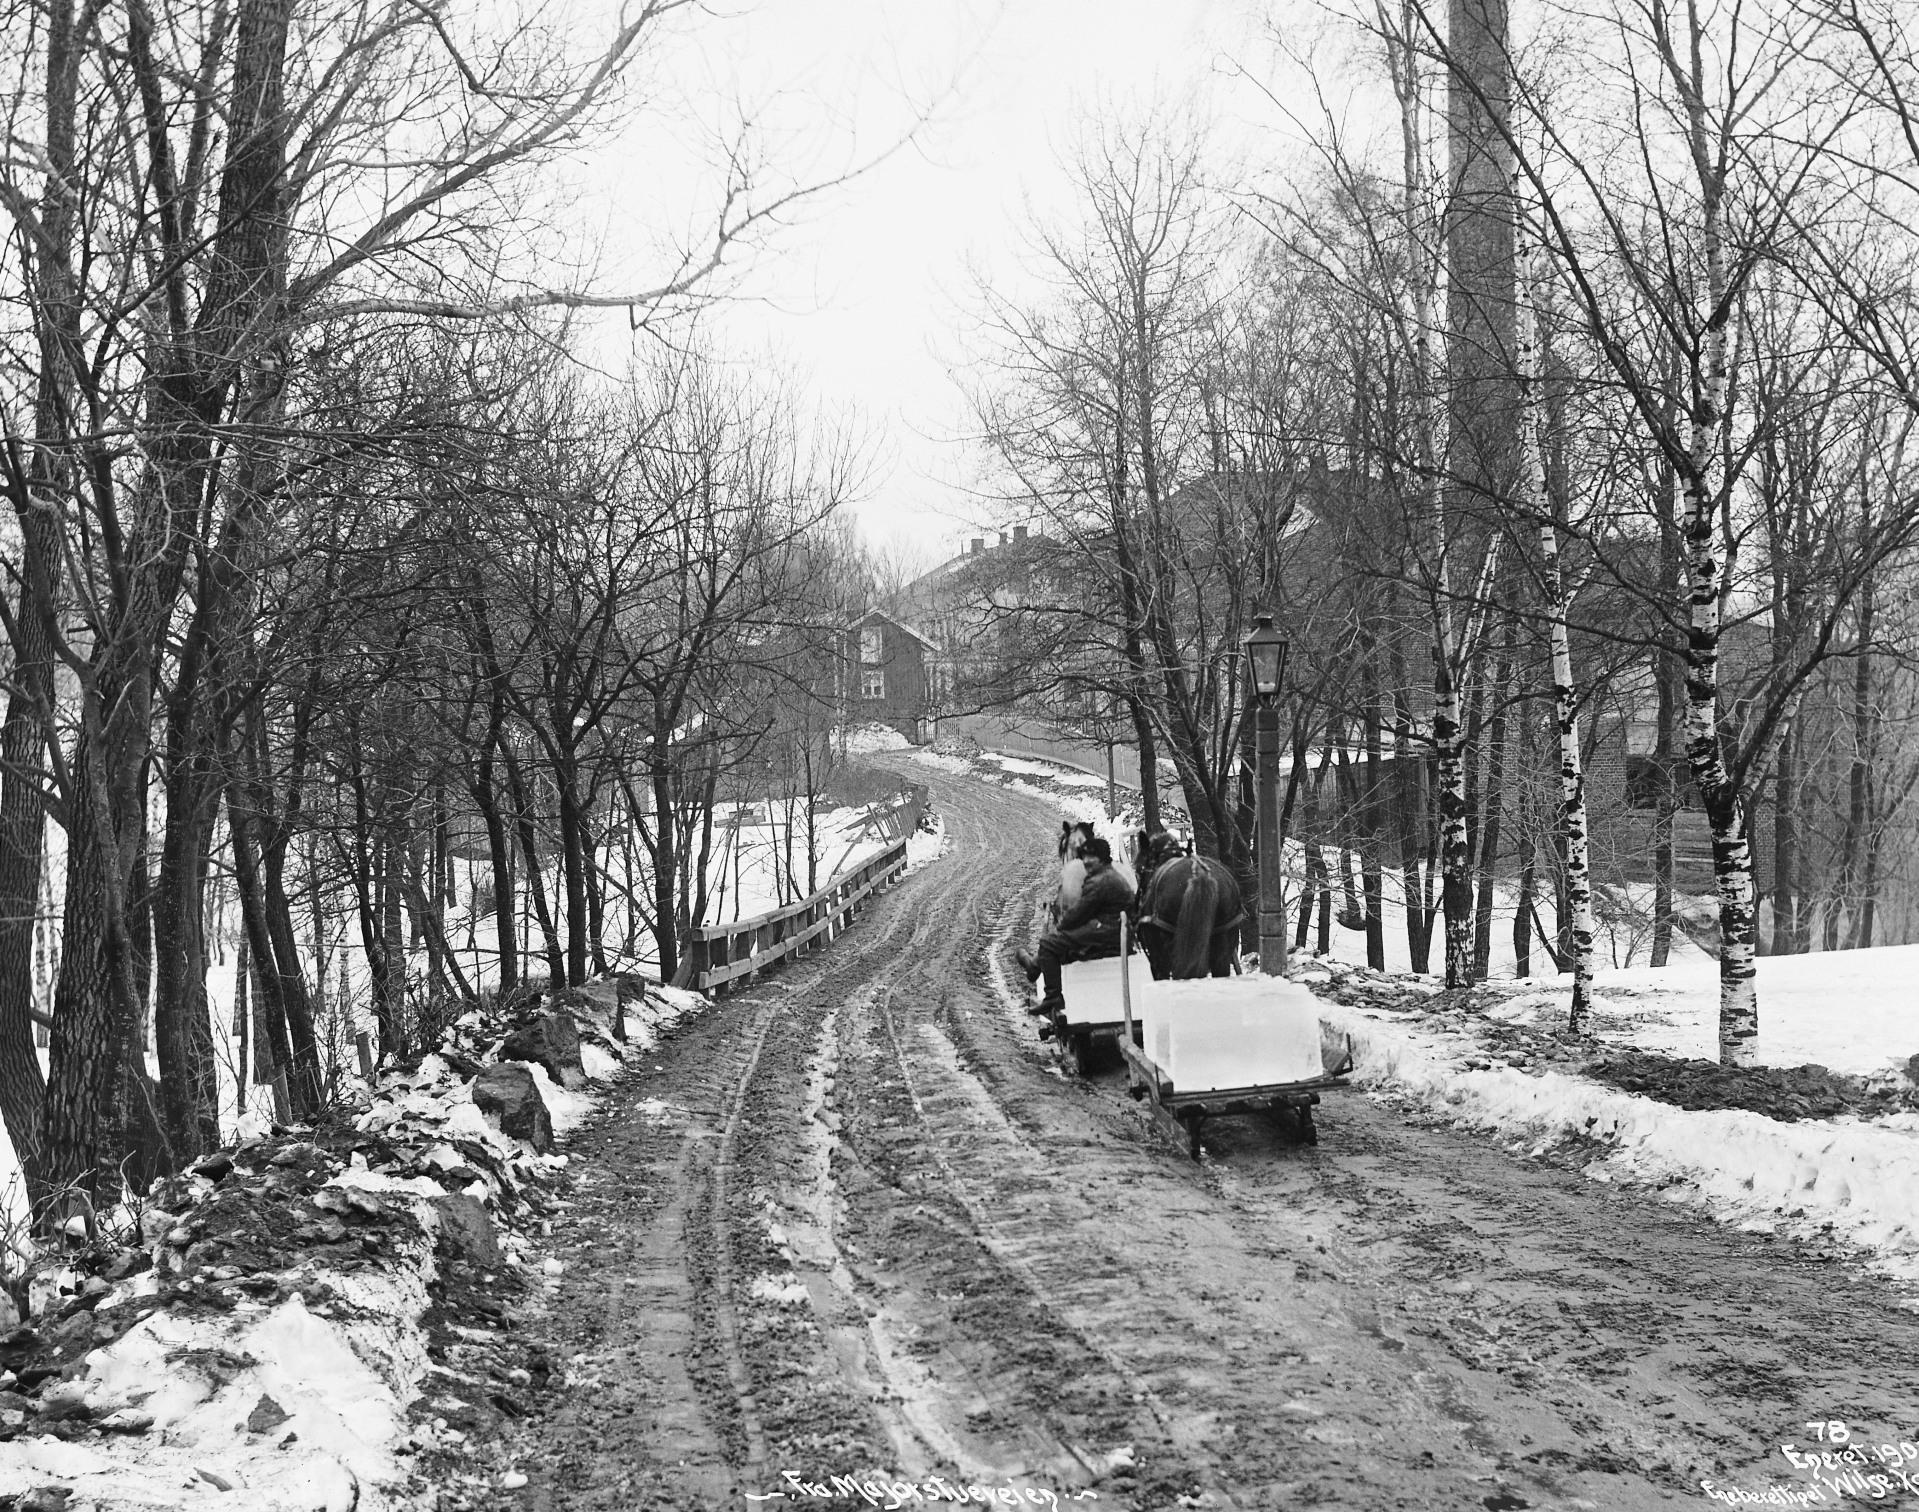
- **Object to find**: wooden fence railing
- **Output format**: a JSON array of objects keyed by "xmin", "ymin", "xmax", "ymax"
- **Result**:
[{"xmin": 677, "ymin": 786, "xmax": 927, "ymax": 994}]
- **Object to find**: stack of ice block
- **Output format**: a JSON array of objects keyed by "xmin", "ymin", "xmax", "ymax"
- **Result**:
[
  {"xmin": 1057, "ymin": 954, "xmax": 1152, "ymax": 1026},
  {"xmin": 1140, "ymin": 977, "xmax": 1326, "ymax": 1092}
]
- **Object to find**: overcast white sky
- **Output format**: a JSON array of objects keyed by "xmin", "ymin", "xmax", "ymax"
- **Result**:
[{"xmin": 571, "ymin": 0, "xmax": 1284, "ymax": 568}]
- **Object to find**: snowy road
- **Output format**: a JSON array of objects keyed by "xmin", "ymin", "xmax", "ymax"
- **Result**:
[{"xmin": 472, "ymin": 760, "xmax": 1919, "ymax": 1512}]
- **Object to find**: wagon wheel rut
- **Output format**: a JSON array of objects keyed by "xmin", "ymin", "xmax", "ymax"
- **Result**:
[{"xmin": 481, "ymin": 759, "xmax": 1919, "ymax": 1512}]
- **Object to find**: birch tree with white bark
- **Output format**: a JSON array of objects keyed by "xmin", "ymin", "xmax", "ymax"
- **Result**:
[
  {"xmin": 1402, "ymin": 0, "xmax": 1919, "ymax": 1062},
  {"xmin": 1517, "ymin": 241, "xmax": 1597, "ymax": 1028}
]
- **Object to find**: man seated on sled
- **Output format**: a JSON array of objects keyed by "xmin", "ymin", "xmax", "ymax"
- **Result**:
[{"xmin": 1014, "ymin": 835, "xmax": 1136, "ymax": 1014}]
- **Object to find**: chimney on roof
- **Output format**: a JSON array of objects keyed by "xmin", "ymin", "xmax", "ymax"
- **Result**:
[
  {"xmin": 969, "ymin": 537, "xmax": 984, "ymax": 555},
  {"xmin": 1013, "ymin": 524, "xmax": 1028, "ymax": 541},
  {"xmin": 998, "ymin": 531, "xmax": 1009, "ymax": 547}
]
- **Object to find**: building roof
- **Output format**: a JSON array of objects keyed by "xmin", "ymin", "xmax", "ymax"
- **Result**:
[{"xmin": 850, "ymin": 606, "xmax": 943, "ymax": 654}]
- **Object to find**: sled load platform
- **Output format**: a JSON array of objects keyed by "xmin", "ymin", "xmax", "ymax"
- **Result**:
[
  {"xmin": 1119, "ymin": 975, "xmax": 1354, "ymax": 1160},
  {"xmin": 1037, "ymin": 953, "xmax": 1150, "ymax": 1076}
]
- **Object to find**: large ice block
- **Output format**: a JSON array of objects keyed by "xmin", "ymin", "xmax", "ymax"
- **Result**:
[
  {"xmin": 1057, "ymin": 954, "xmax": 1151, "ymax": 1026},
  {"xmin": 1144, "ymin": 978, "xmax": 1326, "ymax": 1092}
]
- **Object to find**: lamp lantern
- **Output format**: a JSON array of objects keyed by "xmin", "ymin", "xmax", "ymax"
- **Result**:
[{"xmin": 1244, "ymin": 613, "xmax": 1289, "ymax": 704}]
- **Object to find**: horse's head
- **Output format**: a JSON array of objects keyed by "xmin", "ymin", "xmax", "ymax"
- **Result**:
[
  {"xmin": 1135, "ymin": 829, "xmax": 1186, "ymax": 890},
  {"xmin": 1058, "ymin": 819, "xmax": 1096, "ymax": 861}
]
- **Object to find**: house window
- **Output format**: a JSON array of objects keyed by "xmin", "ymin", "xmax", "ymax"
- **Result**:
[
  {"xmin": 859, "ymin": 625, "xmax": 882, "ymax": 664},
  {"xmin": 862, "ymin": 669, "xmax": 885, "ymax": 700}
]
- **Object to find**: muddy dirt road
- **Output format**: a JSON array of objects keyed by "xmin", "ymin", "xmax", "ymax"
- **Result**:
[{"xmin": 486, "ymin": 761, "xmax": 1919, "ymax": 1511}]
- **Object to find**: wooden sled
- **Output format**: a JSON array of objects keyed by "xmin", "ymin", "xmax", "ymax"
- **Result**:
[
  {"xmin": 1038, "ymin": 950, "xmax": 1147, "ymax": 1076},
  {"xmin": 1115, "ymin": 933, "xmax": 1354, "ymax": 1160}
]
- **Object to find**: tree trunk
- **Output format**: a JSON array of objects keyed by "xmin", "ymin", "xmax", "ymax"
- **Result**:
[
  {"xmin": 1126, "ymin": 692, "xmax": 1162, "ymax": 834},
  {"xmin": 502, "ymin": 740, "xmax": 565, "ymax": 988},
  {"xmin": 1668, "ymin": 4, "xmax": 1758, "ymax": 1065},
  {"xmin": 473, "ymin": 733, "xmax": 519, "ymax": 990},
  {"xmin": 556, "ymin": 754, "xmax": 589, "ymax": 985},
  {"xmin": 232, "ymin": 929, "xmax": 250, "ymax": 1115},
  {"xmin": 1651, "ymin": 634, "xmax": 1682, "ymax": 967},
  {"xmin": 152, "ymin": 773, "xmax": 220, "ymax": 1159},
  {"xmin": 1363, "ymin": 673, "xmax": 1387, "ymax": 972},
  {"xmin": 41, "ymin": 733, "xmax": 148, "ymax": 1210},
  {"xmin": 1683, "ymin": 292, "xmax": 1760, "ymax": 1062},
  {"xmin": 232, "ymin": 825, "xmax": 293, "ymax": 1119},
  {"xmin": 1521, "ymin": 257, "xmax": 1595, "ymax": 1030},
  {"xmin": 0, "ymin": 0, "xmax": 83, "ymax": 1205},
  {"xmin": 1768, "ymin": 722, "xmax": 1799, "ymax": 956},
  {"xmin": 1829, "ymin": 574, "xmax": 1875, "ymax": 951},
  {"xmin": 650, "ymin": 747, "xmax": 681, "ymax": 983},
  {"xmin": 1472, "ymin": 635, "xmax": 1512, "ymax": 981},
  {"xmin": 1388, "ymin": 625, "xmax": 1435, "ymax": 974}
]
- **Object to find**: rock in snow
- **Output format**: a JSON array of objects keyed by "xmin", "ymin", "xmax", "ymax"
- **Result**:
[
  {"xmin": 430, "ymin": 1193, "xmax": 503, "ymax": 1269},
  {"xmin": 471, "ymin": 1063, "xmax": 554, "ymax": 1152},
  {"xmin": 499, "ymin": 1011, "xmax": 585, "ymax": 1089}
]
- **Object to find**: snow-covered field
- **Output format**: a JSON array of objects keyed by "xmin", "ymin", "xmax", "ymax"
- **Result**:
[{"xmin": 1474, "ymin": 945, "xmax": 1919, "ymax": 1076}]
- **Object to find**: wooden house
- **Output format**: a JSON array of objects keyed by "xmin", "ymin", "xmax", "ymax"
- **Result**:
[{"xmin": 844, "ymin": 608, "xmax": 939, "ymax": 743}]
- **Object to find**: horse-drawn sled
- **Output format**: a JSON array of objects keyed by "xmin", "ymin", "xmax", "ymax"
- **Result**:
[{"xmin": 1025, "ymin": 822, "xmax": 1355, "ymax": 1158}]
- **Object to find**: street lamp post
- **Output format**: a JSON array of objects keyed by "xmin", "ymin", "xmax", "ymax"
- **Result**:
[{"xmin": 1244, "ymin": 613, "xmax": 1290, "ymax": 977}]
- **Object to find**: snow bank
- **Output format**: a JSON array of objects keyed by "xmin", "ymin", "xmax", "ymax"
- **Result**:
[
  {"xmin": 905, "ymin": 814, "xmax": 950, "ymax": 873},
  {"xmin": 72, "ymin": 1279, "xmax": 426, "ymax": 1509},
  {"xmin": 0, "ymin": 973, "xmax": 716, "ymax": 1510},
  {"xmin": 1316, "ymin": 980, "xmax": 1919, "ymax": 1290},
  {"xmin": 0, "ymin": 1207, "xmax": 431, "ymax": 1511}
]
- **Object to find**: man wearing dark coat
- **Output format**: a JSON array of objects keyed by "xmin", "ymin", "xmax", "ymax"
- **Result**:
[{"xmin": 1013, "ymin": 836, "xmax": 1136, "ymax": 1012}]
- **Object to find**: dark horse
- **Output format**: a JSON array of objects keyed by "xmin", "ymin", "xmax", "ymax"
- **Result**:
[{"xmin": 1132, "ymin": 831, "xmax": 1245, "ymax": 980}]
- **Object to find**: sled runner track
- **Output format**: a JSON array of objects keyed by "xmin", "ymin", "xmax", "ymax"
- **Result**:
[
  {"xmin": 856, "ymin": 777, "xmax": 1244, "ymax": 1506},
  {"xmin": 865, "ymin": 969, "xmax": 1184, "ymax": 1475},
  {"xmin": 706, "ymin": 996, "xmax": 786, "ymax": 1470}
]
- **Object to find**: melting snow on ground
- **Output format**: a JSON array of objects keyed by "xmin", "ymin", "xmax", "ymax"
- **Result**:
[
  {"xmin": 0, "ymin": 975, "xmax": 714, "ymax": 1509},
  {"xmin": 839, "ymin": 721, "xmax": 912, "ymax": 754},
  {"xmin": 1305, "ymin": 951, "xmax": 1919, "ymax": 1292},
  {"xmin": 905, "ymin": 813, "xmax": 950, "ymax": 873}
]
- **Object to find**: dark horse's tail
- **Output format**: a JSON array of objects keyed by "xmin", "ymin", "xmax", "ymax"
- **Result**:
[{"xmin": 1169, "ymin": 859, "xmax": 1223, "ymax": 979}]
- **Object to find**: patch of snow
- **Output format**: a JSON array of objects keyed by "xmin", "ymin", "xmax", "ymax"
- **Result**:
[
  {"xmin": 29, "ymin": 1274, "xmax": 430, "ymax": 1511},
  {"xmin": 905, "ymin": 815, "xmax": 950, "ymax": 873},
  {"xmin": 332, "ymin": 1168, "xmax": 452, "ymax": 1200},
  {"xmin": 908, "ymin": 749, "xmax": 974, "ymax": 775},
  {"xmin": 749, "ymin": 1271, "xmax": 811, "ymax": 1306},
  {"xmin": 526, "ymin": 1061, "xmax": 592, "ymax": 1135},
  {"xmin": 981, "ymin": 753, "xmax": 1072, "ymax": 778},
  {"xmin": 840, "ymin": 722, "xmax": 911, "ymax": 754},
  {"xmin": 581, "ymin": 1041, "xmax": 621, "ymax": 1079},
  {"xmin": 231, "ymin": 1107, "xmax": 274, "ymax": 1144}
]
